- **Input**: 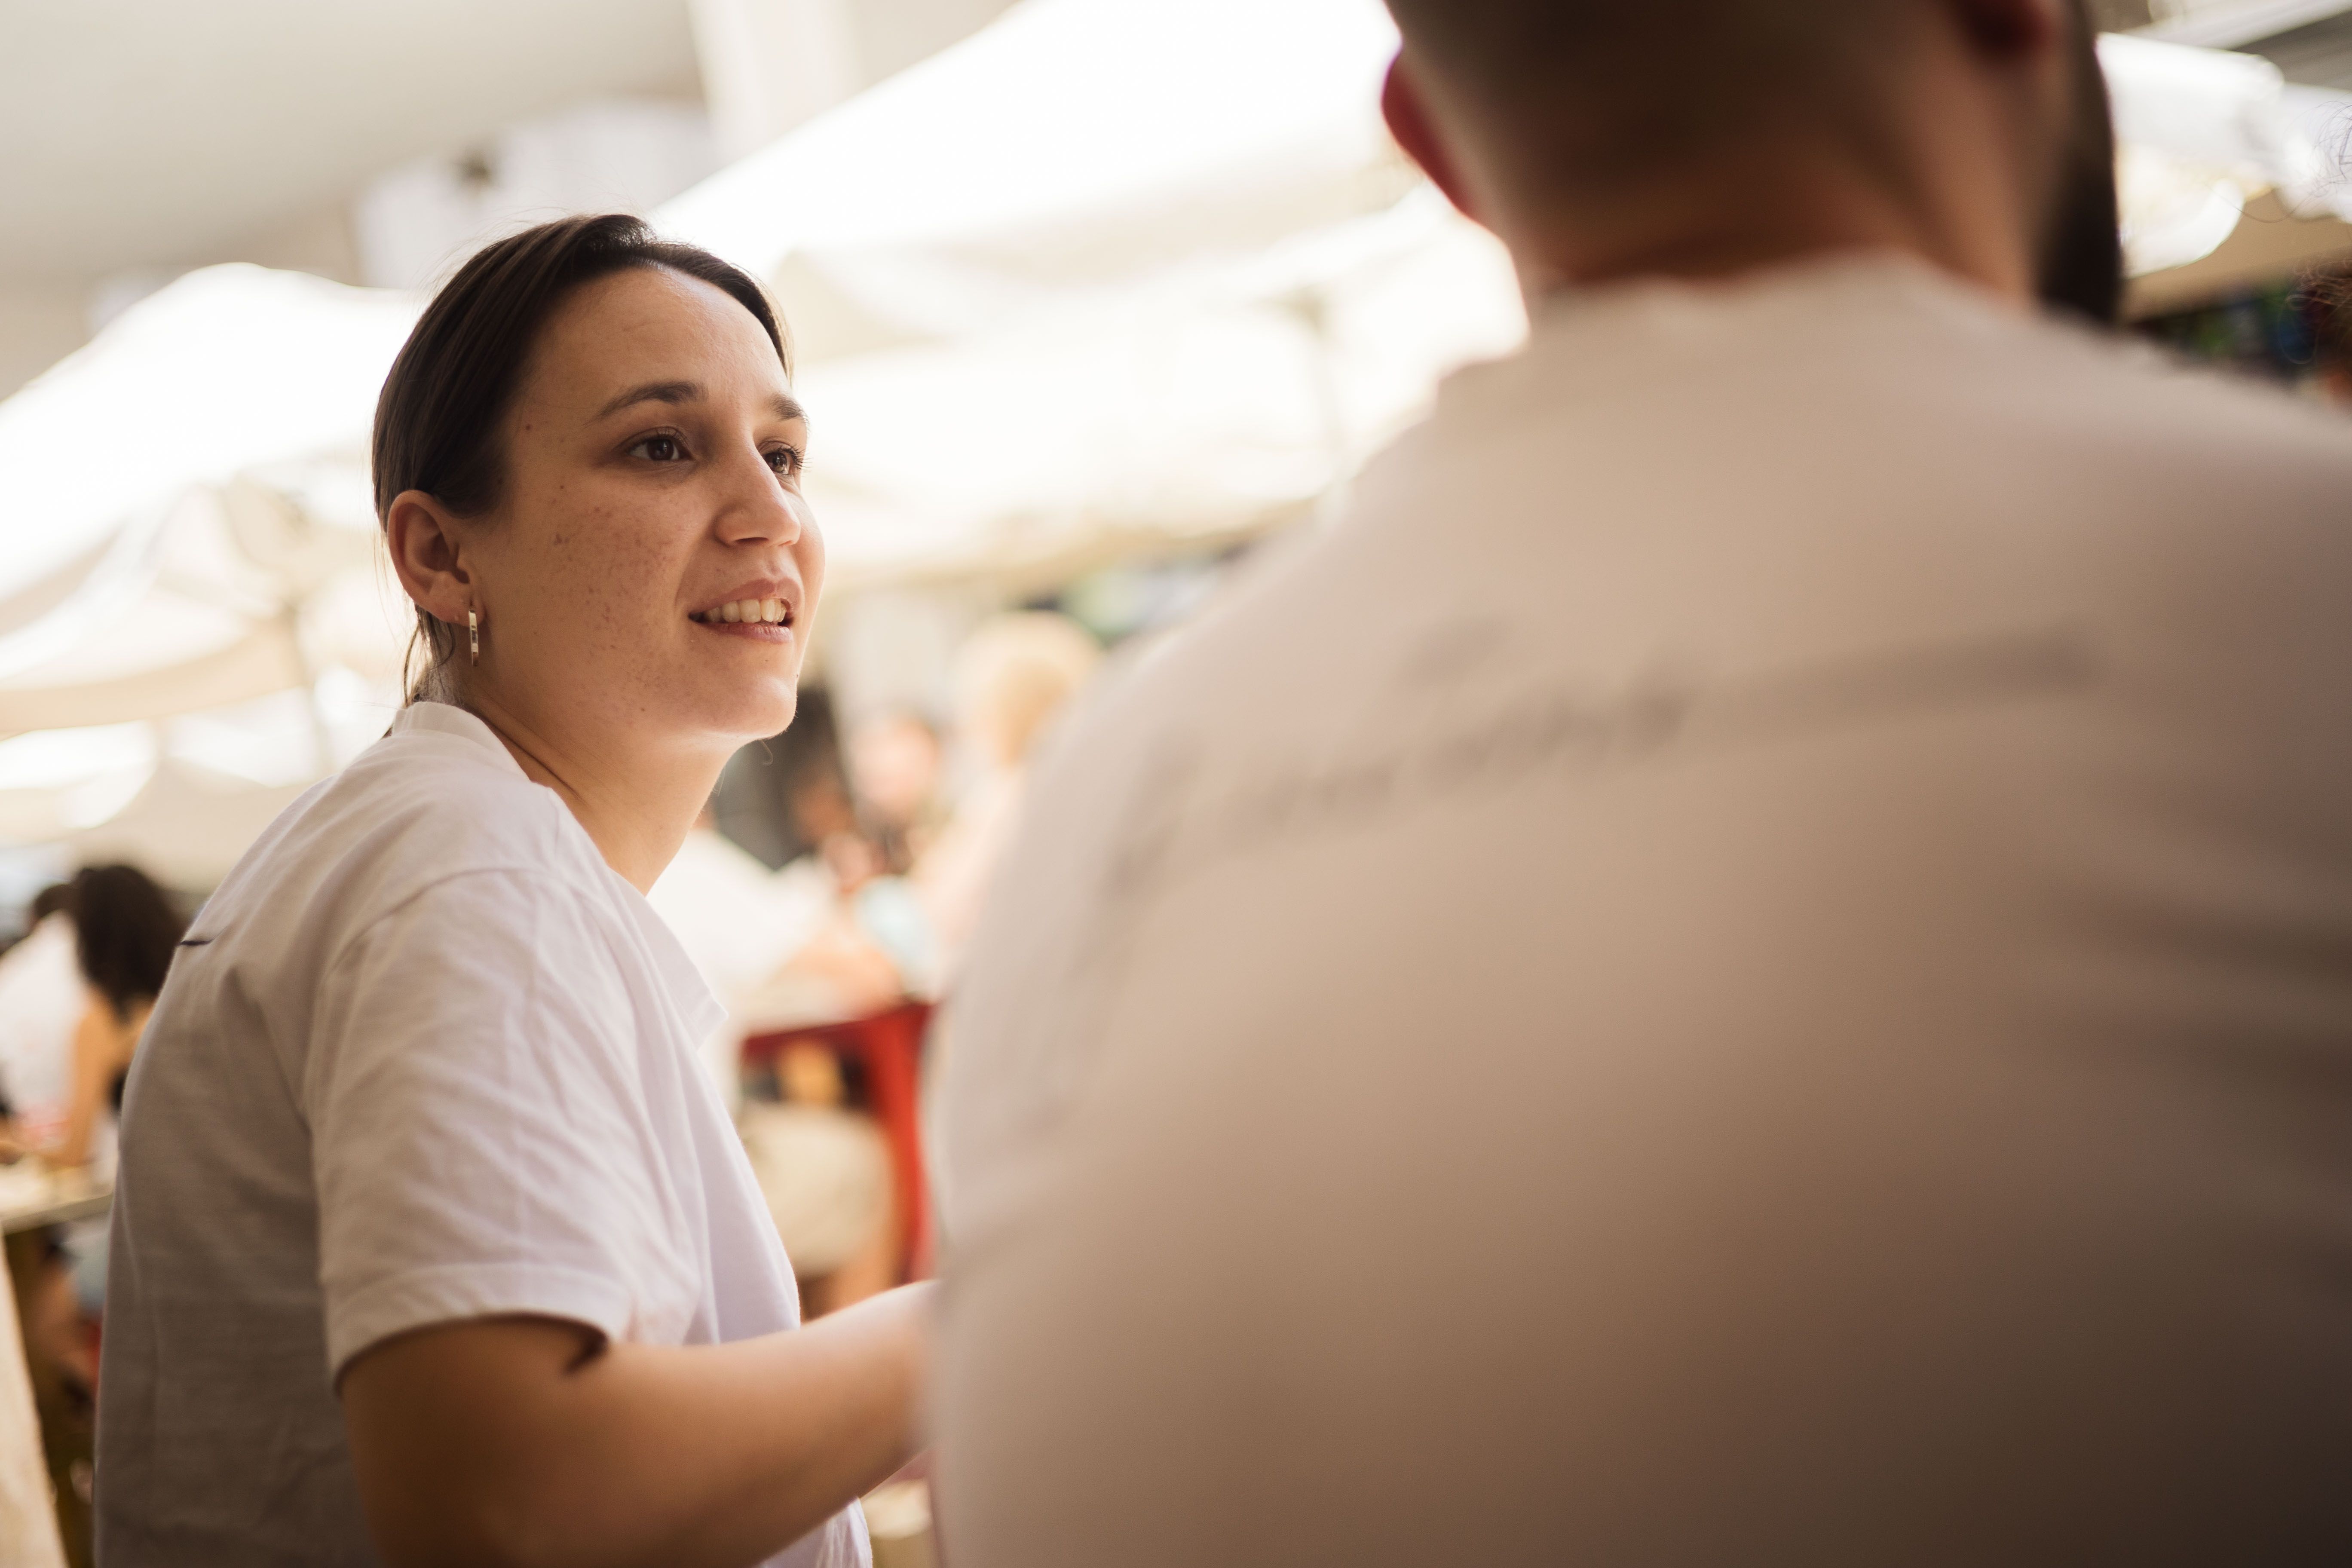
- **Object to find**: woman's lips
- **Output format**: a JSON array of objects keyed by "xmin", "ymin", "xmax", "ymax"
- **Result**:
[
  {"xmin": 689, "ymin": 596, "xmax": 792, "ymax": 627},
  {"xmin": 692, "ymin": 618, "xmax": 794, "ymax": 643}
]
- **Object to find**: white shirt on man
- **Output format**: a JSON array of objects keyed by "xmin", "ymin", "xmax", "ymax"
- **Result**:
[
  {"xmin": 937, "ymin": 254, "xmax": 2352, "ymax": 1563},
  {"xmin": 96, "ymin": 701, "xmax": 867, "ymax": 1568}
]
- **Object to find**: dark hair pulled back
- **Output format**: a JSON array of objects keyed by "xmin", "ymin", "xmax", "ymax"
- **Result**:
[
  {"xmin": 371, "ymin": 213, "xmax": 790, "ymax": 701},
  {"xmin": 64, "ymin": 864, "xmax": 186, "ymax": 1022}
]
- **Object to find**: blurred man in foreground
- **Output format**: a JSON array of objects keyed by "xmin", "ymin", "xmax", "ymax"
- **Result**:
[{"xmin": 937, "ymin": 0, "xmax": 2352, "ymax": 1560}]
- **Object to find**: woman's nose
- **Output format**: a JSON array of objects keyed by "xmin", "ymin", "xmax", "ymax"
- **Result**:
[{"xmin": 715, "ymin": 447, "xmax": 802, "ymax": 547}]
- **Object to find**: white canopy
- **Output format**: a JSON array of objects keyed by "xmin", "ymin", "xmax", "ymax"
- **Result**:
[
  {"xmin": 786, "ymin": 189, "xmax": 1524, "ymax": 585},
  {"xmin": 68, "ymin": 760, "xmax": 318, "ymax": 890},
  {"xmin": 2100, "ymin": 32, "xmax": 2352, "ymax": 275},
  {"xmin": 0, "ymin": 266, "xmax": 414, "ymax": 621},
  {"xmin": 658, "ymin": 0, "xmax": 1408, "ymax": 351}
]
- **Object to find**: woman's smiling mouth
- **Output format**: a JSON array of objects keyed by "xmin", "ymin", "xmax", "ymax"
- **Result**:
[{"xmin": 689, "ymin": 595, "xmax": 794, "ymax": 637}]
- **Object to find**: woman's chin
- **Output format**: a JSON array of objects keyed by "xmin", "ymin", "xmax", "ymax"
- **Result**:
[{"xmin": 685, "ymin": 678, "xmax": 800, "ymax": 744}]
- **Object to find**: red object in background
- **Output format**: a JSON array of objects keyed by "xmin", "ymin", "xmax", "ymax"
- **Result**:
[{"xmin": 742, "ymin": 1001, "xmax": 935, "ymax": 1281}]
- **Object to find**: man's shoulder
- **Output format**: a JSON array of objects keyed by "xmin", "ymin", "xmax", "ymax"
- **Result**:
[
  {"xmin": 1942, "ymin": 322, "xmax": 2352, "ymax": 598},
  {"xmin": 1499, "ymin": 262, "xmax": 2352, "ymax": 487},
  {"xmin": 2012, "ymin": 313, "xmax": 2352, "ymax": 468},
  {"xmin": 1026, "ymin": 271, "xmax": 2352, "ymax": 771},
  {"xmin": 1886, "ymin": 290, "xmax": 2352, "ymax": 514}
]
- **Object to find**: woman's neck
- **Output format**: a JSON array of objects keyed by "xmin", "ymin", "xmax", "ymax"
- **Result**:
[{"xmin": 452, "ymin": 688, "xmax": 726, "ymax": 894}]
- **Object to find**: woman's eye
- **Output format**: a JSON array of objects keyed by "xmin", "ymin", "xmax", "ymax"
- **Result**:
[
  {"xmin": 632, "ymin": 435, "xmax": 686, "ymax": 462},
  {"xmin": 766, "ymin": 446, "xmax": 803, "ymax": 478}
]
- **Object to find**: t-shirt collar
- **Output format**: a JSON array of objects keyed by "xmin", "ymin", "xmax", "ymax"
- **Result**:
[
  {"xmin": 1431, "ymin": 249, "xmax": 2015, "ymax": 431},
  {"xmin": 390, "ymin": 704, "xmax": 729, "ymax": 1040},
  {"xmin": 388, "ymin": 701, "xmax": 530, "ymax": 781}
]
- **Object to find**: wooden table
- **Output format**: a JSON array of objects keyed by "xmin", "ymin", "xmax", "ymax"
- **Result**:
[{"xmin": 0, "ymin": 1191, "xmax": 109, "ymax": 1238}]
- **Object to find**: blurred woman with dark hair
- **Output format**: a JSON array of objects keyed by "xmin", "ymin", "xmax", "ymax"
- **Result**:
[
  {"xmin": 53, "ymin": 864, "xmax": 184, "ymax": 1170},
  {"xmin": 99, "ymin": 214, "xmax": 922, "ymax": 1568}
]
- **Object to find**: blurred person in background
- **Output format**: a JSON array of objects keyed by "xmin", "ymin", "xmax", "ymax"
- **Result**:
[
  {"xmin": 915, "ymin": 611, "xmax": 1099, "ymax": 979},
  {"xmin": 1, "ymin": 864, "xmax": 180, "ymax": 1566},
  {"xmin": 47, "ymin": 863, "xmax": 185, "ymax": 1358},
  {"xmin": 847, "ymin": 711, "xmax": 946, "ymax": 879},
  {"xmin": 0, "ymin": 885, "xmax": 83, "ymax": 1161},
  {"xmin": 0, "ymin": 869, "xmax": 181, "ymax": 1173},
  {"xmin": 732, "ymin": 781, "xmax": 937, "ymax": 1028},
  {"xmin": 937, "ymin": 0, "xmax": 2352, "ymax": 1563},
  {"xmin": 51, "ymin": 865, "xmax": 183, "ymax": 1175},
  {"xmin": 99, "ymin": 215, "xmax": 924, "ymax": 1568},
  {"xmin": 734, "ymin": 615, "xmax": 1102, "ymax": 1032}
]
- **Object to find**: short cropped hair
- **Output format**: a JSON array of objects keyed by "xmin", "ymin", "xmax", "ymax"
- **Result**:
[{"xmin": 1383, "ymin": 0, "xmax": 1886, "ymax": 193}]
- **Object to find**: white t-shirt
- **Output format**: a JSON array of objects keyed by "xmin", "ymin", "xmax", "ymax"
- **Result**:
[
  {"xmin": 936, "ymin": 255, "xmax": 2352, "ymax": 1562},
  {"xmin": 96, "ymin": 702, "xmax": 868, "ymax": 1568}
]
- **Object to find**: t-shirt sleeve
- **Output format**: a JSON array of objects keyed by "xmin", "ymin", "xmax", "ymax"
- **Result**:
[{"xmin": 306, "ymin": 869, "xmax": 697, "ymax": 1380}]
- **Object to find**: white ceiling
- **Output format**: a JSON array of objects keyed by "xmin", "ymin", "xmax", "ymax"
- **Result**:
[{"xmin": 0, "ymin": 0, "xmax": 702, "ymax": 285}]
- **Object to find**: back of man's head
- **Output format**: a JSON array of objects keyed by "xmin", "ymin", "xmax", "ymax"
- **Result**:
[
  {"xmin": 1381, "ymin": 0, "xmax": 2120, "ymax": 321},
  {"xmin": 1382, "ymin": 0, "xmax": 1888, "ymax": 197}
]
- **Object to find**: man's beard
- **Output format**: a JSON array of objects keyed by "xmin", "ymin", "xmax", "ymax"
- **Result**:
[{"xmin": 2038, "ymin": 0, "xmax": 2126, "ymax": 325}]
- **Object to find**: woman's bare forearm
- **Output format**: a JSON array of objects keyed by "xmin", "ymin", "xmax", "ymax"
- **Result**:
[
  {"xmin": 52, "ymin": 1004, "xmax": 117, "ymax": 1167},
  {"xmin": 344, "ymin": 1283, "xmax": 933, "ymax": 1568},
  {"xmin": 541, "ymin": 1284, "xmax": 932, "ymax": 1565}
]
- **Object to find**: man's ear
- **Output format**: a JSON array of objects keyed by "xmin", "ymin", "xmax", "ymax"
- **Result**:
[
  {"xmin": 385, "ymin": 490, "xmax": 476, "ymax": 629},
  {"xmin": 1940, "ymin": 0, "xmax": 2064, "ymax": 59},
  {"xmin": 1382, "ymin": 53, "xmax": 1480, "ymax": 222}
]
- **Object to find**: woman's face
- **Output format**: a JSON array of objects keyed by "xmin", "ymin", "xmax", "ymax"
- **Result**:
[{"xmin": 463, "ymin": 265, "xmax": 823, "ymax": 756}]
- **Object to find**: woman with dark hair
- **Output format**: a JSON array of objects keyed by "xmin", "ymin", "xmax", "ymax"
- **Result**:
[
  {"xmin": 98, "ymin": 215, "xmax": 921, "ymax": 1568},
  {"xmin": 54, "ymin": 864, "xmax": 184, "ymax": 1169}
]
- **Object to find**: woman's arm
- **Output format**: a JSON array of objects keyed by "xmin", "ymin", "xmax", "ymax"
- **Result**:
[
  {"xmin": 340, "ymin": 1281, "xmax": 931, "ymax": 1568},
  {"xmin": 52, "ymin": 992, "xmax": 140, "ymax": 1168}
]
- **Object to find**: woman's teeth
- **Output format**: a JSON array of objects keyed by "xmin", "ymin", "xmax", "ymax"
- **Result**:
[{"xmin": 693, "ymin": 598, "xmax": 790, "ymax": 626}]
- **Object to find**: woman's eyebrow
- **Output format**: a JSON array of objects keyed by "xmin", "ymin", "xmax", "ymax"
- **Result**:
[
  {"xmin": 596, "ymin": 379, "xmax": 702, "ymax": 420},
  {"xmin": 592, "ymin": 381, "xmax": 807, "ymax": 424}
]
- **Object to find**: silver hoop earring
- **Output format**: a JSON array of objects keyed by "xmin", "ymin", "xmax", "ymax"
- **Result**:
[{"xmin": 468, "ymin": 608, "xmax": 480, "ymax": 665}]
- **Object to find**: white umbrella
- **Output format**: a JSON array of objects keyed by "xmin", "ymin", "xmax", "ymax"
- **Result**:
[
  {"xmin": 2100, "ymin": 32, "xmax": 2352, "ymax": 275},
  {"xmin": 0, "ymin": 266, "xmax": 416, "ymax": 629},
  {"xmin": 0, "ymin": 475, "xmax": 408, "ymax": 742},
  {"xmin": 68, "ymin": 759, "xmax": 318, "ymax": 891},
  {"xmin": 797, "ymin": 190, "xmax": 1525, "ymax": 587},
  {"xmin": 658, "ymin": 0, "xmax": 1407, "ymax": 354}
]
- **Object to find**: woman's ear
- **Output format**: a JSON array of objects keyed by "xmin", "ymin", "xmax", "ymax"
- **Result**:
[
  {"xmin": 1940, "ymin": 0, "xmax": 2064, "ymax": 60},
  {"xmin": 1382, "ymin": 53, "xmax": 1480, "ymax": 223},
  {"xmin": 385, "ymin": 490, "xmax": 475, "ymax": 628}
]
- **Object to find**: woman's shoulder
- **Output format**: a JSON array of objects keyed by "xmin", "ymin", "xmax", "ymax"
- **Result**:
[
  {"xmin": 199, "ymin": 709, "xmax": 609, "ymax": 950},
  {"xmin": 344, "ymin": 723, "xmax": 606, "ymax": 893}
]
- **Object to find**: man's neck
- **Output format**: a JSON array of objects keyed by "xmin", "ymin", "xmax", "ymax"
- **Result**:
[
  {"xmin": 456, "ymin": 687, "xmax": 725, "ymax": 894},
  {"xmin": 1504, "ymin": 130, "xmax": 2037, "ymax": 310}
]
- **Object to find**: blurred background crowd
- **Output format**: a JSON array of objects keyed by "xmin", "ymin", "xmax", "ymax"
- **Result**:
[{"xmin": 6, "ymin": 0, "xmax": 2352, "ymax": 1560}]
